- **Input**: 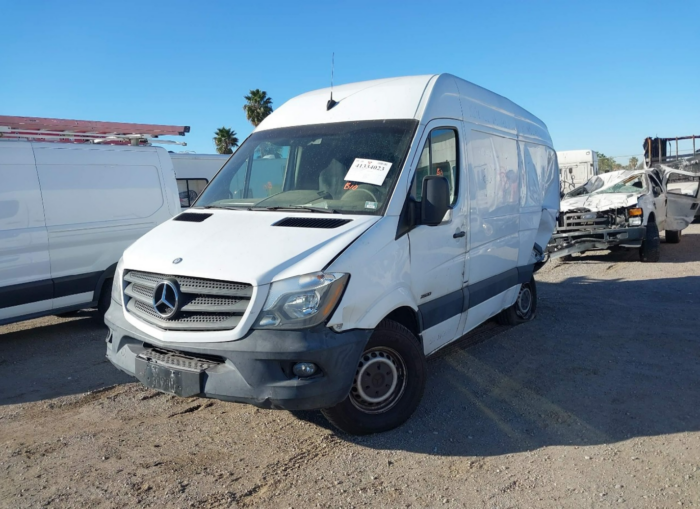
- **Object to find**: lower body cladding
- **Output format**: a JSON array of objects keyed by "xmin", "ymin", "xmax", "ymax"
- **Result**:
[
  {"xmin": 547, "ymin": 226, "xmax": 646, "ymax": 259},
  {"xmin": 105, "ymin": 304, "xmax": 371, "ymax": 411}
]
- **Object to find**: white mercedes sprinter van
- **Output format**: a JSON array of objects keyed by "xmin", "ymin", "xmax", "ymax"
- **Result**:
[
  {"xmin": 0, "ymin": 141, "xmax": 180, "ymax": 325},
  {"xmin": 105, "ymin": 74, "xmax": 560, "ymax": 434}
]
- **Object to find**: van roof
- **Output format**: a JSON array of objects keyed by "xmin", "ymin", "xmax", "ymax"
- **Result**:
[{"xmin": 256, "ymin": 74, "xmax": 552, "ymax": 146}]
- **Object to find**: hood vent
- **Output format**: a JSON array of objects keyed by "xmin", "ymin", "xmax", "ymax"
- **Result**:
[
  {"xmin": 273, "ymin": 217, "xmax": 352, "ymax": 229},
  {"xmin": 174, "ymin": 212, "xmax": 212, "ymax": 223}
]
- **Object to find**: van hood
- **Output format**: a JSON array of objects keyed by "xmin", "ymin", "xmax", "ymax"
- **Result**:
[
  {"xmin": 560, "ymin": 193, "xmax": 639, "ymax": 213},
  {"xmin": 122, "ymin": 210, "xmax": 379, "ymax": 285}
]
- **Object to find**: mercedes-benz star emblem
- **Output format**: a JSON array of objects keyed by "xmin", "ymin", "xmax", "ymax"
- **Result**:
[
  {"xmin": 152, "ymin": 280, "xmax": 180, "ymax": 319},
  {"xmin": 173, "ymin": 258, "xmax": 182, "ymax": 264}
]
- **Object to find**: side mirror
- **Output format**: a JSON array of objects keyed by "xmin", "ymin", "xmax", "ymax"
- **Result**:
[
  {"xmin": 653, "ymin": 186, "xmax": 662, "ymax": 197},
  {"xmin": 421, "ymin": 175, "xmax": 450, "ymax": 226}
]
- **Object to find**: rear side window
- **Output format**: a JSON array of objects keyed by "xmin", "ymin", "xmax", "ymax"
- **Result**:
[
  {"xmin": 178, "ymin": 178, "xmax": 208, "ymax": 208},
  {"xmin": 411, "ymin": 128, "xmax": 458, "ymax": 204}
]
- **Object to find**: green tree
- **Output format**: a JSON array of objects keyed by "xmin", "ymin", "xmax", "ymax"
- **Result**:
[
  {"xmin": 628, "ymin": 156, "xmax": 639, "ymax": 170},
  {"xmin": 596, "ymin": 152, "xmax": 615, "ymax": 173},
  {"xmin": 243, "ymin": 89, "xmax": 273, "ymax": 127},
  {"xmin": 213, "ymin": 127, "xmax": 238, "ymax": 154}
]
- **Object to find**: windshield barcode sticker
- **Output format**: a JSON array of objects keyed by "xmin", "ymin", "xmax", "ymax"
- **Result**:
[{"xmin": 344, "ymin": 158, "xmax": 392, "ymax": 186}]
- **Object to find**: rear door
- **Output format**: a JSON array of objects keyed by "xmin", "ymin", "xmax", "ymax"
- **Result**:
[
  {"xmin": 0, "ymin": 142, "xmax": 52, "ymax": 322},
  {"xmin": 407, "ymin": 120, "xmax": 467, "ymax": 354},
  {"xmin": 662, "ymin": 169, "xmax": 700, "ymax": 231}
]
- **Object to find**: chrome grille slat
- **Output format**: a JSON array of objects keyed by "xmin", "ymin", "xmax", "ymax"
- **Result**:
[
  {"xmin": 123, "ymin": 270, "xmax": 252, "ymax": 331},
  {"xmin": 127, "ymin": 300, "xmax": 243, "ymax": 331},
  {"xmin": 124, "ymin": 271, "xmax": 252, "ymax": 298},
  {"xmin": 181, "ymin": 296, "xmax": 249, "ymax": 314},
  {"xmin": 124, "ymin": 283, "xmax": 155, "ymax": 306}
]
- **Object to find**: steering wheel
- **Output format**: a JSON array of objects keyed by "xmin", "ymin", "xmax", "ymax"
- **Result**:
[{"xmin": 341, "ymin": 187, "xmax": 378, "ymax": 203}]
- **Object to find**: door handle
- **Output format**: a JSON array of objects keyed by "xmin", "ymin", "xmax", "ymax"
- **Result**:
[{"xmin": 453, "ymin": 230, "xmax": 466, "ymax": 238}]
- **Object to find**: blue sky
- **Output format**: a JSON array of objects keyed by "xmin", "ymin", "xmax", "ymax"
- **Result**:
[{"xmin": 2, "ymin": 1, "xmax": 699, "ymax": 163}]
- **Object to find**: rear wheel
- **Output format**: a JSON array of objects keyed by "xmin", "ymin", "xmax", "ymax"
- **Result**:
[
  {"xmin": 321, "ymin": 319, "xmax": 426, "ymax": 435},
  {"xmin": 665, "ymin": 229, "xmax": 681, "ymax": 244},
  {"xmin": 496, "ymin": 277, "xmax": 538, "ymax": 326},
  {"xmin": 639, "ymin": 222, "xmax": 660, "ymax": 262}
]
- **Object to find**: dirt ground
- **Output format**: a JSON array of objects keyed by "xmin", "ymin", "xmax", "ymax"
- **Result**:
[{"xmin": 2, "ymin": 224, "xmax": 700, "ymax": 509}]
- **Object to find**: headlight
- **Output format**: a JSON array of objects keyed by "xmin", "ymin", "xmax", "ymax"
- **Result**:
[
  {"xmin": 111, "ymin": 258, "xmax": 124, "ymax": 305},
  {"xmin": 254, "ymin": 272, "xmax": 349, "ymax": 330},
  {"xmin": 628, "ymin": 207, "xmax": 643, "ymax": 226}
]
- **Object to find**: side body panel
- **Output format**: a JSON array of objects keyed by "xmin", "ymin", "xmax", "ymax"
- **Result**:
[
  {"xmin": 0, "ymin": 142, "xmax": 52, "ymax": 320},
  {"xmin": 32, "ymin": 144, "xmax": 177, "ymax": 308}
]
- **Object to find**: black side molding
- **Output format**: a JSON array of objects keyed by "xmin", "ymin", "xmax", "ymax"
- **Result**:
[{"xmin": 418, "ymin": 265, "xmax": 535, "ymax": 331}]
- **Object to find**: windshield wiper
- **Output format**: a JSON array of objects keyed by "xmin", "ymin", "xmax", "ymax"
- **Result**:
[
  {"xmin": 255, "ymin": 206, "xmax": 340, "ymax": 214},
  {"xmin": 200, "ymin": 205, "xmax": 244, "ymax": 210}
]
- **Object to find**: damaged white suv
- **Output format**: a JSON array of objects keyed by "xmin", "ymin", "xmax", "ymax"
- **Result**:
[{"xmin": 548, "ymin": 167, "xmax": 700, "ymax": 262}]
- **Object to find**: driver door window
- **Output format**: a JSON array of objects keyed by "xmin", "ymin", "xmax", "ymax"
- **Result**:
[{"xmin": 411, "ymin": 128, "xmax": 458, "ymax": 204}]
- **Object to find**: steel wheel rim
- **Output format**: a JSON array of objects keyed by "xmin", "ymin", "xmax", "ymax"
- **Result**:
[
  {"xmin": 515, "ymin": 285, "xmax": 532, "ymax": 318},
  {"xmin": 350, "ymin": 347, "xmax": 407, "ymax": 414}
]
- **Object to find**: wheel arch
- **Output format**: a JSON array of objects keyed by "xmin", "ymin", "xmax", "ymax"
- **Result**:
[{"xmin": 384, "ymin": 306, "xmax": 422, "ymax": 344}]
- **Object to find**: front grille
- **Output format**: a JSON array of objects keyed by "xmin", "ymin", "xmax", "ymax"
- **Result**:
[
  {"xmin": 123, "ymin": 270, "xmax": 252, "ymax": 331},
  {"xmin": 557, "ymin": 209, "xmax": 625, "ymax": 233}
]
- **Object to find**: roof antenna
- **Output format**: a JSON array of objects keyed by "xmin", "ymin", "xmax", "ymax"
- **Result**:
[{"xmin": 326, "ymin": 52, "xmax": 337, "ymax": 111}]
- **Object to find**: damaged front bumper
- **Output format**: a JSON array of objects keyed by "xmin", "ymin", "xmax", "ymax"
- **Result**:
[
  {"xmin": 104, "ymin": 302, "xmax": 371, "ymax": 410},
  {"xmin": 546, "ymin": 226, "xmax": 646, "ymax": 258}
]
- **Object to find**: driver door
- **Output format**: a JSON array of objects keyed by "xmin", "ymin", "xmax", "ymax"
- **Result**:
[
  {"xmin": 662, "ymin": 169, "xmax": 700, "ymax": 231},
  {"xmin": 648, "ymin": 173, "xmax": 667, "ymax": 228},
  {"xmin": 407, "ymin": 121, "xmax": 467, "ymax": 355}
]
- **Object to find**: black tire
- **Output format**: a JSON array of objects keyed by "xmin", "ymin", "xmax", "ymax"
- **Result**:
[
  {"xmin": 96, "ymin": 278, "xmax": 113, "ymax": 318},
  {"xmin": 321, "ymin": 319, "xmax": 426, "ymax": 435},
  {"xmin": 639, "ymin": 222, "xmax": 660, "ymax": 262},
  {"xmin": 496, "ymin": 277, "xmax": 538, "ymax": 326},
  {"xmin": 665, "ymin": 229, "xmax": 681, "ymax": 244}
]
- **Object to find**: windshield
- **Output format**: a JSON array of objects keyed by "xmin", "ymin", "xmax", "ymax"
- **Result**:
[
  {"xmin": 565, "ymin": 172, "xmax": 647, "ymax": 199},
  {"xmin": 194, "ymin": 120, "xmax": 418, "ymax": 215},
  {"xmin": 592, "ymin": 174, "xmax": 648, "ymax": 195}
]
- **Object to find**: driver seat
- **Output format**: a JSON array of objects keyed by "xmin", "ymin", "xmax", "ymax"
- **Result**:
[{"xmin": 318, "ymin": 159, "xmax": 347, "ymax": 199}]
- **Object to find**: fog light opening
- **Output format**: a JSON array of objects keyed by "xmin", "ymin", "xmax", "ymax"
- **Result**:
[{"xmin": 293, "ymin": 362, "xmax": 318, "ymax": 378}]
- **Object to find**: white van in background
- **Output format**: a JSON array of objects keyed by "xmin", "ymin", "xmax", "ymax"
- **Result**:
[
  {"xmin": 105, "ymin": 74, "xmax": 559, "ymax": 434},
  {"xmin": 0, "ymin": 141, "xmax": 180, "ymax": 325},
  {"xmin": 169, "ymin": 153, "xmax": 229, "ymax": 208},
  {"xmin": 558, "ymin": 149, "xmax": 598, "ymax": 194}
]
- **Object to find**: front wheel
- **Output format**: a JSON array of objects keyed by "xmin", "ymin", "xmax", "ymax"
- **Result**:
[
  {"xmin": 496, "ymin": 277, "xmax": 538, "ymax": 325},
  {"xmin": 639, "ymin": 222, "xmax": 660, "ymax": 262},
  {"xmin": 96, "ymin": 278, "xmax": 113, "ymax": 318},
  {"xmin": 321, "ymin": 319, "xmax": 426, "ymax": 435}
]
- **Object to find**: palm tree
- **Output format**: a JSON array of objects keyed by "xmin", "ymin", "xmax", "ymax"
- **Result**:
[
  {"xmin": 213, "ymin": 127, "xmax": 239, "ymax": 154},
  {"xmin": 243, "ymin": 89, "xmax": 273, "ymax": 127}
]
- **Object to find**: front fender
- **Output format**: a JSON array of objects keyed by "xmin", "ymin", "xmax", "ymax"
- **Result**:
[{"xmin": 354, "ymin": 285, "xmax": 418, "ymax": 330}]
